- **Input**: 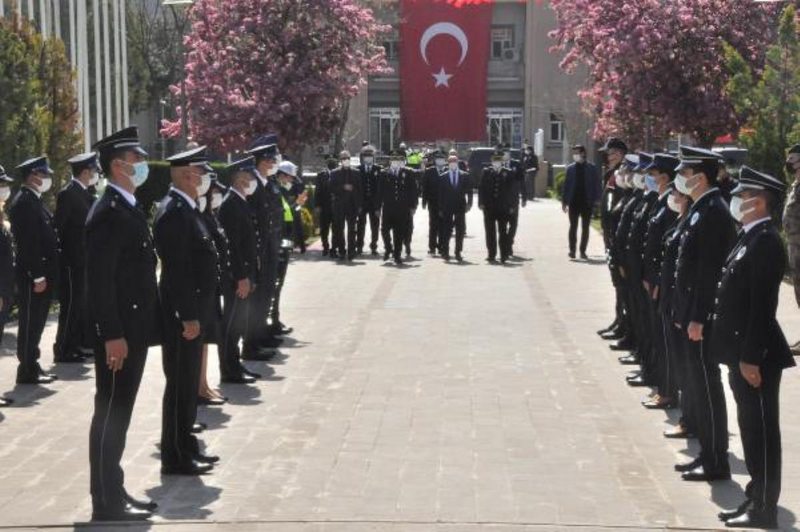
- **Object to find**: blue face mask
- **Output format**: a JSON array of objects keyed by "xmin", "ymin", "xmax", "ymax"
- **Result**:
[
  {"xmin": 123, "ymin": 160, "xmax": 149, "ymax": 188},
  {"xmin": 645, "ymin": 174, "xmax": 658, "ymax": 192}
]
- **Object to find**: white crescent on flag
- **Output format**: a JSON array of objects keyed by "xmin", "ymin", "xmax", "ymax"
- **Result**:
[{"xmin": 419, "ymin": 22, "xmax": 469, "ymax": 66}]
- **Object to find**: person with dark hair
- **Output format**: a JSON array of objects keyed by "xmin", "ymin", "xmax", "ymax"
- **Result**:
[
  {"xmin": 712, "ymin": 167, "xmax": 795, "ymax": 529},
  {"xmin": 87, "ymin": 126, "xmax": 160, "ymax": 521},
  {"xmin": 672, "ymin": 145, "xmax": 737, "ymax": 482},
  {"xmin": 380, "ymin": 150, "xmax": 417, "ymax": 265},
  {"xmin": 330, "ymin": 150, "xmax": 363, "ymax": 261},
  {"xmin": 479, "ymin": 150, "xmax": 515, "ymax": 263},
  {"xmin": 356, "ymin": 145, "xmax": 383, "ymax": 256},
  {"xmin": 422, "ymin": 149, "xmax": 447, "ymax": 255},
  {"xmin": 53, "ymin": 152, "xmax": 99, "ymax": 363},
  {"xmin": 315, "ymin": 155, "xmax": 337, "ymax": 257},
  {"xmin": 437, "ymin": 153, "xmax": 472, "ymax": 262},
  {"xmin": 502, "ymin": 143, "xmax": 526, "ymax": 256},
  {"xmin": 9, "ymin": 156, "xmax": 59, "ymax": 385},
  {"xmin": 562, "ymin": 144, "xmax": 601, "ymax": 259}
]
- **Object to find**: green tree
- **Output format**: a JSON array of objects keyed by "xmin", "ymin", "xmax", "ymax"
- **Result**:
[
  {"xmin": 0, "ymin": 14, "xmax": 82, "ymax": 205},
  {"xmin": 725, "ymin": 5, "xmax": 800, "ymax": 178}
]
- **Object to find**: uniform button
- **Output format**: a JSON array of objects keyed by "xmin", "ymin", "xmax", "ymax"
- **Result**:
[{"xmin": 132, "ymin": 304, "xmax": 138, "ymax": 309}]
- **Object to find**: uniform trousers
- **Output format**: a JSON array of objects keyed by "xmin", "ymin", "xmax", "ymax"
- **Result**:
[
  {"xmin": 356, "ymin": 208, "xmax": 381, "ymax": 253},
  {"xmin": 15, "ymin": 273, "xmax": 52, "ymax": 379}
]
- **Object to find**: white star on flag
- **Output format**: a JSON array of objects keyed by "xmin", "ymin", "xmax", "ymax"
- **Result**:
[{"xmin": 432, "ymin": 67, "xmax": 453, "ymax": 88}]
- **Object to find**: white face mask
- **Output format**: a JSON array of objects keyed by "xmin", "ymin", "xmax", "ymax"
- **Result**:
[
  {"xmin": 267, "ymin": 165, "xmax": 279, "ymax": 177},
  {"xmin": 363, "ymin": 157, "xmax": 373, "ymax": 166},
  {"xmin": 614, "ymin": 171, "xmax": 626, "ymax": 188},
  {"xmin": 244, "ymin": 178, "xmax": 258, "ymax": 196},
  {"xmin": 491, "ymin": 162, "xmax": 502, "ymax": 171},
  {"xmin": 667, "ymin": 194, "xmax": 682, "ymax": 213},
  {"xmin": 632, "ymin": 173, "xmax": 645, "ymax": 190},
  {"xmin": 390, "ymin": 161, "xmax": 402, "ymax": 170},
  {"xmin": 122, "ymin": 160, "xmax": 149, "ymax": 188},
  {"xmin": 449, "ymin": 162, "xmax": 458, "ymax": 171},
  {"xmin": 572, "ymin": 154, "xmax": 584, "ymax": 163},
  {"xmin": 729, "ymin": 196, "xmax": 756, "ymax": 223},
  {"xmin": 39, "ymin": 176, "xmax": 53, "ymax": 193},
  {"xmin": 196, "ymin": 174, "xmax": 212, "ymax": 196},
  {"xmin": 198, "ymin": 196, "xmax": 208, "ymax": 212},
  {"xmin": 435, "ymin": 158, "xmax": 446, "ymax": 167},
  {"xmin": 503, "ymin": 153, "xmax": 511, "ymax": 162},
  {"xmin": 281, "ymin": 180, "xmax": 293, "ymax": 190},
  {"xmin": 88, "ymin": 172, "xmax": 100, "ymax": 187},
  {"xmin": 675, "ymin": 173, "xmax": 698, "ymax": 195},
  {"xmin": 341, "ymin": 160, "xmax": 351, "ymax": 169},
  {"xmin": 210, "ymin": 192, "xmax": 223, "ymax": 209},
  {"xmin": 0, "ymin": 187, "xmax": 10, "ymax": 202}
]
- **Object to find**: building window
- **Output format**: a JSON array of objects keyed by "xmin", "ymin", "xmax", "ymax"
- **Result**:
[
  {"xmin": 549, "ymin": 113, "xmax": 564, "ymax": 144},
  {"xmin": 491, "ymin": 26, "xmax": 514, "ymax": 60},
  {"xmin": 383, "ymin": 38, "xmax": 399, "ymax": 61},
  {"xmin": 369, "ymin": 108, "xmax": 402, "ymax": 154},
  {"xmin": 487, "ymin": 108, "xmax": 524, "ymax": 147}
]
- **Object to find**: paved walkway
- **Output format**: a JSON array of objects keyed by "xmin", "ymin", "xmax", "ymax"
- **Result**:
[{"xmin": 0, "ymin": 200, "xmax": 798, "ymax": 531}]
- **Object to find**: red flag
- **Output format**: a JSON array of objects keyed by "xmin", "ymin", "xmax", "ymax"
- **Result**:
[{"xmin": 399, "ymin": 0, "xmax": 492, "ymax": 142}]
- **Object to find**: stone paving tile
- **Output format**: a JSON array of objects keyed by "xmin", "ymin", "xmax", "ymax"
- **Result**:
[{"xmin": 0, "ymin": 200, "xmax": 798, "ymax": 531}]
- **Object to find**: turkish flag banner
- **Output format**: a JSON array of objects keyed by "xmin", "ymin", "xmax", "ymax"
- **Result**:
[{"xmin": 399, "ymin": 0, "xmax": 492, "ymax": 142}]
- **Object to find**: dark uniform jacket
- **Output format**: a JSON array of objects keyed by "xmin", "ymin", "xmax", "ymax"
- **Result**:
[
  {"xmin": 610, "ymin": 190, "xmax": 642, "ymax": 273},
  {"xmin": 358, "ymin": 163, "xmax": 383, "ymax": 212},
  {"xmin": 0, "ymin": 224, "xmax": 14, "ymax": 300},
  {"xmin": 422, "ymin": 166, "xmax": 445, "ymax": 211},
  {"xmin": 479, "ymin": 166, "xmax": 515, "ymax": 212},
  {"xmin": 8, "ymin": 187, "xmax": 58, "ymax": 283},
  {"xmin": 85, "ymin": 186, "xmax": 159, "ymax": 348},
  {"xmin": 437, "ymin": 169, "xmax": 473, "ymax": 215},
  {"xmin": 659, "ymin": 215, "xmax": 689, "ymax": 317},
  {"xmin": 642, "ymin": 192, "xmax": 677, "ymax": 289},
  {"xmin": 625, "ymin": 190, "xmax": 659, "ymax": 280},
  {"xmin": 248, "ymin": 175, "xmax": 283, "ymax": 259},
  {"xmin": 507, "ymin": 159, "xmax": 526, "ymax": 208},
  {"xmin": 380, "ymin": 168, "xmax": 417, "ymax": 214},
  {"xmin": 601, "ymin": 165, "xmax": 623, "ymax": 239},
  {"xmin": 219, "ymin": 191, "xmax": 257, "ymax": 283},
  {"xmin": 674, "ymin": 188, "xmax": 736, "ymax": 327},
  {"xmin": 315, "ymin": 170, "xmax": 332, "ymax": 213},
  {"xmin": 153, "ymin": 189, "xmax": 219, "ymax": 327},
  {"xmin": 55, "ymin": 179, "xmax": 94, "ymax": 268},
  {"xmin": 711, "ymin": 220, "xmax": 795, "ymax": 369},
  {"xmin": 330, "ymin": 167, "xmax": 363, "ymax": 215}
]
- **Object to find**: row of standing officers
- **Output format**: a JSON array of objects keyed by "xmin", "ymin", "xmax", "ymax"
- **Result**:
[
  {"xmin": 595, "ymin": 137, "xmax": 794, "ymax": 530},
  {"xmin": 314, "ymin": 144, "xmax": 527, "ymax": 265}
]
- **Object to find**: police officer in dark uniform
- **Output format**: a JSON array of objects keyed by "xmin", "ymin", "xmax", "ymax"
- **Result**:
[
  {"xmin": 272, "ymin": 161, "xmax": 300, "ymax": 335},
  {"xmin": 315, "ymin": 156, "xmax": 337, "ymax": 257},
  {"xmin": 87, "ymin": 126, "xmax": 159, "ymax": 521},
  {"xmin": 53, "ymin": 152, "xmax": 99, "ymax": 363},
  {"xmin": 640, "ymin": 154, "xmax": 679, "ymax": 409},
  {"xmin": 437, "ymin": 153, "xmax": 472, "ymax": 262},
  {"xmin": 597, "ymin": 137, "xmax": 628, "ymax": 338},
  {"xmin": 356, "ymin": 145, "xmax": 383, "ymax": 256},
  {"xmin": 422, "ymin": 150, "xmax": 446, "ymax": 255},
  {"xmin": 244, "ymin": 139, "xmax": 285, "ymax": 357},
  {"xmin": 9, "ymin": 156, "xmax": 58, "ymax": 384},
  {"xmin": 218, "ymin": 158, "xmax": 259, "ymax": 384},
  {"xmin": 672, "ymin": 145, "xmax": 736, "ymax": 482},
  {"xmin": 380, "ymin": 150, "xmax": 417, "ymax": 265},
  {"xmin": 479, "ymin": 150, "xmax": 514, "ymax": 263},
  {"xmin": 502, "ymin": 143, "xmax": 527, "ymax": 256},
  {"xmin": 0, "ymin": 166, "xmax": 15, "ymax": 406},
  {"xmin": 711, "ymin": 167, "xmax": 795, "ymax": 529},
  {"xmin": 397, "ymin": 147, "xmax": 420, "ymax": 258},
  {"xmin": 330, "ymin": 150, "xmax": 363, "ymax": 262},
  {"xmin": 154, "ymin": 146, "xmax": 219, "ymax": 476}
]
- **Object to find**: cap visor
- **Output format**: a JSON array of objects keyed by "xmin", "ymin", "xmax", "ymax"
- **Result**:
[
  {"xmin": 675, "ymin": 159, "xmax": 702, "ymax": 171},
  {"xmin": 731, "ymin": 183, "xmax": 764, "ymax": 195},
  {"xmin": 133, "ymin": 146, "xmax": 148, "ymax": 156}
]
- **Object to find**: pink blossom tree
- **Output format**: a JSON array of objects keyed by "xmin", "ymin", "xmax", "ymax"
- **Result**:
[
  {"xmin": 162, "ymin": 0, "xmax": 390, "ymax": 153},
  {"xmin": 549, "ymin": 0, "xmax": 778, "ymax": 147}
]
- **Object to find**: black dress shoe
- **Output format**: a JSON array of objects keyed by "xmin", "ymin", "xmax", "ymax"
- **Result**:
[
  {"xmin": 16, "ymin": 374, "xmax": 56, "ymax": 385},
  {"xmin": 456, "ymin": 254, "xmax": 463, "ymax": 262},
  {"xmin": 618, "ymin": 354, "xmax": 639, "ymax": 365},
  {"xmin": 191, "ymin": 422, "xmax": 207, "ymax": 434},
  {"xmin": 719, "ymin": 500, "xmax": 752, "ymax": 522},
  {"xmin": 123, "ymin": 491, "xmax": 158, "ymax": 512},
  {"xmin": 161, "ymin": 460, "xmax": 213, "ymax": 476},
  {"xmin": 664, "ymin": 426, "xmax": 694, "ymax": 439},
  {"xmin": 271, "ymin": 323, "xmax": 293, "ymax": 336},
  {"xmin": 674, "ymin": 457, "xmax": 702, "ymax": 472},
  {"xmin": 241, "ymin": 349, "xmax": 276, "ymax": 361},
  {"xmin": 610, "ymin": 340, "xmax": 633, "ymax": 351},
  {"xmin": 0, "ymin": 397, "xmax": 13, "ymax": 407},
  {"xmin": 597, "ymin": 321, "xmax": 618, "ymax": 335},
  {"xmin": 194, "ymin": 453, "xmax": 220, "ymax": 464},
  {"xmin": 626, "ymin": 377, "xmax": 650, "ymax": 387},
  {"xmin": 442, "ymin": 254, "xmax": 451, "ymax": 261},
  {"xmin": 197, "ymin": 396, "xmax": 227, "ymax": 406},
  {"xmin": 240, "ymin": 366, "xmax": 262, "ymax": 379},
  {"xmin": 681, "ymin": 465, "xmax": 731, "ymax": 482},
  {"xmin": 92, "ymin": 504, "xmax": 152, "ymax": 522},
  {"xmin": 568, "ymin": 251, "xmax": 576, "ymax": 259},
  {"xmin": 486, "ymin": 257, "xmax": 497, "ymax": 263},
  {"xmin": 725, "ymin": 508, "xmax": 777, "ymax": 529},
  {"xmin": 371, "ymin": 249, "xmax": 379, "ymax": 257},
  {"xmin": 642, "ymin": 398, "xmax": 676, "ymax": 410},
  {"xmin": 221, "ymin": 374, "xmax": 256, "ymax": 384},
  {"xmin": 383, "ymin": 251, "xmax": 391, "ymax": 261},
  {"xmin": 394, "ymin": 257, "xmax": 403, "ymax": 265},
  {"xmin": 580, "ymin": 252, "xmax": 589, "ymax": 260},
  {"xmin": 322, "ymin": 249, "xmax": 329, "ymax": 256}
]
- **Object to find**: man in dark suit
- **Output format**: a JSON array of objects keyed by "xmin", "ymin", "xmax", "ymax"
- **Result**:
[
  {"xmin": 672, "ymin": 145, "xmax": 737, "ymax": 482},
  {"xmin": 438, "ymin": 154, "xmax": 472, "ymax": 262},
  {"xmin": 380, "ymin": 150, "xmax": 417, "ymax": 265},
  {"xmin": 522, "ymin": 144, "xmax": 539, "ymax": 200},
  {"xmin": 502, "ymin": 143, "xmax": 526, "ymax": 256},
  {"xmin": 315, "ymin": 156, "xmax": 337, "ymax": 257},
  {"xmin": 711, "ymin": 167, "xmax": 795, "ymax": 529},
  {"xmin": 479, "ymin": 150, "xmax": 515, "ymax": 263},
  {"xmin": 422, "ymin": 150, "xmax": 446, "ymax": 255},
  {"xmin": 356, "ymin": 145, "xmax": 383, "ymax": 256},
  {"xmin": 154, "ymin": 146, "xmax": 220, "ymax": 477},
  {"xmin": 87, "ymin": 126, "xmax": 160, "ymax": 521},
  {"xmin": 9, "ymin": 156, "xmax": 59, "ymax": 384},
  {"xmin": 330, "ymin": 150, "xmax": 363, "ymax": 261},
  {"xmin": 53, "ymin": 152, "xmax": 98, "ymax": 363},
  {"xmin": 561, "ymin": 144, "xmax": 601, "ymax": 259}
]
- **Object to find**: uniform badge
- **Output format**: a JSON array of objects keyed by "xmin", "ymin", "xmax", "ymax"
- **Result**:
[
  {"xmin": 690, "ymin": 212, "xmax": 700, "ymax": 226},
  {"xmin": 736, "ymin": 246, "xmax": 747, "ymax": 261},
  {"xmin": 656, "ymin": 207, "xmax": 665, "ymax": 218}
]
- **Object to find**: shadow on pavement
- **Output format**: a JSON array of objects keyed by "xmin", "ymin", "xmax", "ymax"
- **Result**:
[
  {"xmin": 51, "ymin": 362, "xmax": 92, "ymax": 381},
  {"xmin": 277, "ymin": 337, "xmax": 310, "ymax": 349},
  {"xmin": 197, "ymin": 406, "xmax": 231, "ymax": 431},
  {"xmin": 72, "ymin": 521, "xmax": 153, "ymax": 530},
  {"xmin": 7, "ymin": 383, "xmax": 57, "ymax": 406},
  {"xmin": 145, "ymin": 476, "xmax": 221, "ymax": 520},
  {"xmin": 218, "ymin": 382, "xmax": 262, "ymax": 406}
]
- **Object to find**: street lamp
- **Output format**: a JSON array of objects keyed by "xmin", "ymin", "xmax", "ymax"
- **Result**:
[{"xmin": 162, "ymin": 0, "xmax": 194, "ymax": 150}]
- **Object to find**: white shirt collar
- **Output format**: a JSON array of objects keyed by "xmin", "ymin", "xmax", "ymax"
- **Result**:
[
  {"xmin": 22, "ymin": 185, "xmax": 41, "ymax": 198},
  {"xmin": 743, "ymin": 217, "xmax": 771, "ymax": 234},
  {"xmin": 108, "ymin": 182, "xmax": 137, "ymax": 207},
  {"xmin": 230, "ymin": 187, "xmax": 246, "ymax": 201},
  {"xmin": 693, "ymin": 186, "xmax": 719, "ymax": 205},
  {"xmin": 170, "ymin": 186, "xmax": 197, "ymax": 209},
  {"xmin": 71, "ymin": 177, "xmax": 88, "ymax": 190}
]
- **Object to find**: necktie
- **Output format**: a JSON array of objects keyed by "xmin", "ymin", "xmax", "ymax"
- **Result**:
[{"xmin": 451, "ymin": 172, "xmax": 456, "ymax": 187}]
